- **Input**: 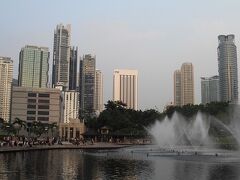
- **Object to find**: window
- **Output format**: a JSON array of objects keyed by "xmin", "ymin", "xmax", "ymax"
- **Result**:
[
  {"xmin": 39, "ymin": 93, "xmax": 50, "ymax": 97},
  {"xmin": 28, "ymin": 99, "xmax": 36, "ymax": 103},
  {"xmin": 38, "ymin": 105, "xmax": 49, "ymax": 109},
  {"xmin": 38, "ymin": 111, "xmax": 49, "ymax": 115},
  {"xmin": 28, "ymin": 93, "xmax": 37, "ymax": 97},
  {"xmin": 37, "ymin": 117, "xmax": 49, "ymax": 121},
  {"xmin": 27, "ymin": 105, "xmax": 36, "ymax": 109},
  {"xmin": 27, "ymin": 111, "xmax": 36, "ymax": 115},
  {"xmin": 38, "ymin": 99, "xmax": 49, "ymax": 103},
  {"xmin": 27, "ymin": 116, "xmax": 35, "ymax": 121}
]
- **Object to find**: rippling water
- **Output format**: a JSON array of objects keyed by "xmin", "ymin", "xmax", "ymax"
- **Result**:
[{"xmin": 1, "ymin": 146, "xmax": 240, "ymax": 180}]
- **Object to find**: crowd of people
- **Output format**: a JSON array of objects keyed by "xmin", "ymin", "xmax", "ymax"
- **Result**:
[{"xmin": 0, "ymin": 135, "xmax": 63, "ymax": 148}]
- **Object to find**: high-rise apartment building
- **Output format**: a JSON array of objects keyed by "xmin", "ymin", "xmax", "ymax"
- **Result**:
[
  {"xmin": 174, "ymin": 70, "xmax": 181, "ymax": 106},
  {"xmin": 69, "ymin": 47, "xmax": 78, "ymax": 90},
  {"xmin": 95, "ymin": 70, "xmax": 103, "ymax": 114},
  {"xmin": 0, "ymin": 57, "xmax": 13, "ymax": 122},
  {"xmin": 63, "ymin": 91, "xmax": 79, "ymax": 123},
  {"xmin": 113, "ymin": 69, "xmax": 138, "ymax": 110},
  {"xmin": 79, "ymin": 54, "xmax": 96, "ymax": 117},
  {"xmin": 181, "ymin": 63, "xmax": 194, "ymax": 105},
  {"xmin": 218, "ymin": 34, "xmax": 238, "ymax": 103},
  {"xmin": 18, "ymin": 45, "xmax": 49, "ymax": 88},
  {"xmin": 52, "ymin": 24, "xmax": 71, "ymax": 89},
  {"xmin": 173, "ymin": 63, "xmax": 194, "ymax": 106},
  {"xmin": 201, "ymin": 76, "xmax": 220, "ymax": 104}
]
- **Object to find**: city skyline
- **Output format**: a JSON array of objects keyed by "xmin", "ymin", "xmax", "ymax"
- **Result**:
[{"xmin": 1, "ymin": 0, "xmax": 240, "ymax": 111}]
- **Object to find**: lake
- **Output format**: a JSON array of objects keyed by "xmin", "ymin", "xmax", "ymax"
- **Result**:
[{"xmin": 0, "ymin": 145, "xmax": 240, "ymax": 180}]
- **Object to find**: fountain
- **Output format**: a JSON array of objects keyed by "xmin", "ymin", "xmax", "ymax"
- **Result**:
[{"xmin": 147, "ymin": 111, "xmax": 212, "ymax": 149}]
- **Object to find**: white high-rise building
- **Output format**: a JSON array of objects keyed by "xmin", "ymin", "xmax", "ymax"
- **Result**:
[
  {"xmin": 0, "ymin": 57, "xmax": 13, "ymax": 122},
  {"xmin": 113, "ymin": 69, "xmax": 138, "ymax": 110},
  {"xmin": 95, "ymin": 70, "xmax": 103, "ymax": 114},
  {"xmin": 201, "ymin": 76, "xmax": 220, "ymax": 104},
  {"xmin": 63, "ymin": 91, "xmax": 79, "ymax": 123},
  {"xmin": 181, "ymin": 63, "xmax": 194, "ymax": 105},
  {"xmin": 174, "ymin": 70, "xmax": 181, "ymax": 106},
  {"xmin": 173, "ymin": 62, "xmax": 194, "ymax": 106}
]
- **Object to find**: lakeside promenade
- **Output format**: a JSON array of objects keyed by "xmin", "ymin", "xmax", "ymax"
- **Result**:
[{"xmin": 0, "ymin": 142, "xmax": 131, "ymax": 153}]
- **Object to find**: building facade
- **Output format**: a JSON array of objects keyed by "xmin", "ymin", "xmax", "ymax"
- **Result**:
[
  {"xmin": 79, "ymin": 54, "xmax": 96, "ymax": 117},
  {"xmin": 18, "ymin": 45, "xmax": 49, "ymax": 88},
  {"xmin": 11, "ymin": 87, "xmax": 61, "ymax": 124},
  {"xmin": 113, "ymin": 69, "xmax": 138, "ymax": 110},
  {"xmin": 63, "ymin": 91, "xmax": 79, "ymax": 123},
  {"xmin": 218, "ymin": 34, "xmax": 238, "ymax": 103},
  {"xmin": 181, "ymin": 63, "xmax": 194, "ymax": 105},
  {"xmin": 59, "ymin": 118, "xmax": 86, "ymax": 140},
  {"xmin": 173, "ymin": 70, "xmax": 181, "ymax": 106},
  {"xmin": 52, "ymin": 24, "xmax": 71, "ymax": 90},
  {"xmin": 69, "ymin": 46, "xmax": 78, "ymax": 90},
  {"xmin": 201, "ymin": 76, "xmax": 220, "ymax": 104},
  {"xmin": 0, "ymin": 57, "xmax": 13, "ymax": 122},
  {"xmin": 95, "ymin": 70, "xmax": 103, "ymax": 114}
]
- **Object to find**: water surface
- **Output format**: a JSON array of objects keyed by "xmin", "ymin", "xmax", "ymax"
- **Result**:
[{"xmin": 0, "ymin": 146, "xmax": 240, "ymax": 180}]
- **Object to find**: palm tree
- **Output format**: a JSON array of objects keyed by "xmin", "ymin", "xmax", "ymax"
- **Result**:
[
  {"xmin": 1, "ymin": 122, "xmax": 16, "ymax": 135},
  {"xmin": 0, "ymin": 118, "xmax": 4, "ymax": 130},
  {"xmin": 48, "ymin": 122, "xmax": 58, "ymax": 137},
  {"xmin": 32, "ymin": 121, "xmax": 45, "ymax": 137},
  {"xmin": 12, "ymin": 118, "xmax": 26, "ymax": 135}
]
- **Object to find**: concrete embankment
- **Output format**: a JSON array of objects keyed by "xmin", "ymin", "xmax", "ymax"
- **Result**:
[{"xmin": 0, "ymin": 143, "xmax": 130, "ymax": 153}]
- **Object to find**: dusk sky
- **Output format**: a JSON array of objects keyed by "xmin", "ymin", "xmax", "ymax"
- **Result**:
[{"xmin": 1, "ymin": 0, "xmax": 240, "ymax": 111}]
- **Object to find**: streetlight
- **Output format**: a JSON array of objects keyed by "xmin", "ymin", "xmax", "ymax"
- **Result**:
[{"xmin": 45, "ymin": 126, "xmax": 49, "ymax": 136}]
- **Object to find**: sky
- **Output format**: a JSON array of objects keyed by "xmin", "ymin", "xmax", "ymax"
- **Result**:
[{"xmin": 1, "ymin": 0, "xmax": 240, "ymax": 111}]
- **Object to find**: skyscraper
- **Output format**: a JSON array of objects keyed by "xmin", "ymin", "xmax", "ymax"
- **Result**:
[
  {"xmin": 0, "ymin": 57, "xmax": 13, "ymax": 122},
  {"xmin": 52, "ymin": 24, "xmax": 71, "ymax": 89},
  {"xmin": 174, "ymin": 70, "xmax": 181, "ymax": 106},
  {"xmin": 201, "ymin": 76, "xmax": 220, "ymax": 104},
  {"xmin": 95, "ymin": 70, "xmax": 103, "ymax": 114},
  {"xmin": 218, "ymin": 34, "xmax": 238, "ymax": 103},
  {"xmin": 69, "ymin": 46, "xmax": 78, "ymax": 90},
  {"xmin": 18, "ymin": 45, "xmax": 49, "ymax": 88},
  {"xmin": 79, "ymin": 54, "xmax": 96, "ymax": 117},
  {"xmin": 113, "ymin": 69, "xmax": 138, "ymax": 110},
  {"xmin": 181, "ymin": 63, "xmax": 194, "ymax": 105}
]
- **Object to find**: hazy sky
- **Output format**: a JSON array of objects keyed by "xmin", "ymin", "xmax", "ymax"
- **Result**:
[{"xmin": 1, "ymin": 0, "xmax": 240, "ymax": 111}]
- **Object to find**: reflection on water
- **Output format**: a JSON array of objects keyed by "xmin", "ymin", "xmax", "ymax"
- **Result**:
[{"xmin": 0, "ymin": 147, "xmax": 240, "ymax": 180}]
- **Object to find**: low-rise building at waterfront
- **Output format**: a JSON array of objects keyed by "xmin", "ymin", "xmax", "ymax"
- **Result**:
[
  {"xmin": 59, "ymin": 118, "xmax": 86, "ymax": 140},
  {"xmin": 11, "ymin": 87, "xmax": 61, "ymax": 124}
]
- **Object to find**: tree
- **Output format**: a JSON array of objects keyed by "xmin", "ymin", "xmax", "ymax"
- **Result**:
[
  {"xmin": 1, "ymin": 122, "xmax": 16, "ymax": 135},
  {"xmin": 48, "ymin": 122, "xmax": 58, "ymax": 137},
  {"xmin": 12, "ymin": 118, "xmax": 26, "ymax": 135},
  {"xmin": 31, "ymin": 121, "xmax": 45, "ymax": 137}
]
